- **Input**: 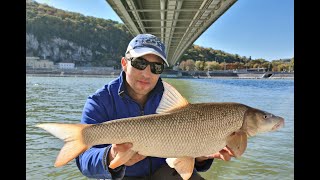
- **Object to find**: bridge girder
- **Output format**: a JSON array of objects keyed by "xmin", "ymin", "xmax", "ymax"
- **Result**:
[{"xmin": 106, "ymin": 0, "xmax": 237, "ymax": 66}]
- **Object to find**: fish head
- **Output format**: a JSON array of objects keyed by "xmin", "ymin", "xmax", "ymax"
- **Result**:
[{"xmin": 244, "ymin": 108, "xmax": 285, "ymax": 137}]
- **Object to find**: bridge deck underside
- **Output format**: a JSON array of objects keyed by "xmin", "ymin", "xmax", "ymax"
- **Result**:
[{"xmin": 106, "ymin": 0, "xmax": 237, "ymax": 66}]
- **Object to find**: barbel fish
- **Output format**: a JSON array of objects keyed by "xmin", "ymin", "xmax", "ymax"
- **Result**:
[{"xmin": 36, "ymin": 81, "xmax": 284, "ymax": 180}]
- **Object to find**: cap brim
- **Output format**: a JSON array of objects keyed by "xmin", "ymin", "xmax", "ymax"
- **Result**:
[{"xmin": 128, "ymin": 48, "xmax": 169, "ymax": 67}]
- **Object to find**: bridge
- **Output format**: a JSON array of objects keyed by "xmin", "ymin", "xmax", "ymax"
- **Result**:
[{"xmin": 105, "ymin": 0, "xmax": 238, "ymax": 66}]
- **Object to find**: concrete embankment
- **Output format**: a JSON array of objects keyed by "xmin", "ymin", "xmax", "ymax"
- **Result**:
[
  {"xmin": 26, "ymin": 68, "xmax": 122, "ymax": 77},
  {"xmin": 237, "ymin": 72, "xmax": 294, "ymax": 79},
  {"xmin": 161, "ymin": 70, "xmax": 294, "ymax": 79},
  {"xmin": 26, "ymin": 68, "xmax": 294, "ymax": 79}
]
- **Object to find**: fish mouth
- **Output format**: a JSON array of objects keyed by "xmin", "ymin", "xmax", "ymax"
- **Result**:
[{"xmin": 271, "ymin": 120, "xmax": 284, "ymax": 131}]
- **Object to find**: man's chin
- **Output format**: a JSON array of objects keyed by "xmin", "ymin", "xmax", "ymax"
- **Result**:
[
  {"xmin": 137, "ymin": 82, "xmax": 151, "ymax": 89},
  {"xmin": 136, "ymin": 88, "xmax": 151, "ymax": 95}
]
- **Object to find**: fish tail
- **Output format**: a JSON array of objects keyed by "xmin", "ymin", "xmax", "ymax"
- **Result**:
[{"xmin": 36, "ymin": 123, "xmax": 90, "ymax": 167}]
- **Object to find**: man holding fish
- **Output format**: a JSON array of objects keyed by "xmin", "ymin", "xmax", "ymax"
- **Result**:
[{"xmin": 75, "ymin": 34, "xmax": 234, "ymax": 179}]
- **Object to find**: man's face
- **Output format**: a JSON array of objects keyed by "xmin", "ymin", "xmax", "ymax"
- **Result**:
[{"xmin": 122, "ymin": 54, "xmax": 163, "ymax": 97}]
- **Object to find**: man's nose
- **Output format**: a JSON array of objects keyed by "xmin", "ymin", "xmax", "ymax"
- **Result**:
[{"xmin": 141, "ymin": 64, "xmax": 152, "ymax": 76}]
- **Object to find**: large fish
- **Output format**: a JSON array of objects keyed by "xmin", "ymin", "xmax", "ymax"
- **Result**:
[{"xmin": 36, "ymin": 81, "xmax": 284, "ymax": 180}]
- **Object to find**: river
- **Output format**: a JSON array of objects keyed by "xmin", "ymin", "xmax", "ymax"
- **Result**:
[{"xmin": 26, "ymin": 75, "xmax": 294, "ymax": 180}]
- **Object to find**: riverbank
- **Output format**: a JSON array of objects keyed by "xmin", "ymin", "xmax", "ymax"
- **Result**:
[{"xmin": 26, "ymin": 69, "xmax": 294, "ymax": 79}]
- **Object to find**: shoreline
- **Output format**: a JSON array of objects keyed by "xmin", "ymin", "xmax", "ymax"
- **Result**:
[
  {"xmin": 26, "ymin": 73, "xmax": 120, "ymax": 78},
  {"xmin": 26, "ymin": 73, "xmax": 294, "ymax": 79},
  {"xmin": 26, "ymin": 68, "xmax": 294, "ymax": 79}
]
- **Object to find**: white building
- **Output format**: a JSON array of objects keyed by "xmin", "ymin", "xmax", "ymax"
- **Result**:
[{"xmin": 26, "ymin": 57, "xmax": 54, "ymax": 69}]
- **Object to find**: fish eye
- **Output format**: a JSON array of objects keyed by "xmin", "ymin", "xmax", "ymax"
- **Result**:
[{"xmin": 263, "ymin": 114, "xmax": 273, "ymax": 119}]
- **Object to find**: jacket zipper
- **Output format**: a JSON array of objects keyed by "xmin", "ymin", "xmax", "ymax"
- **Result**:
[
  {"xmin": 127, "ymin": 95, "xmax": 153, "ymax": 178},
  {"xmin": 140, "ymin": 105, "xmax": 152, "ymax": 179}
]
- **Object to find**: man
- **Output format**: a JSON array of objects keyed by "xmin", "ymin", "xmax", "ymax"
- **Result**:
[{"xmin": 76, "ymin": 34, "xmax": 234, "ymax": 179}]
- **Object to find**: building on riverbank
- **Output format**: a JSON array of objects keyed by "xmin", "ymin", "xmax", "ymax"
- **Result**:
[
  {"xmin": 26, "ymin": 67, "xmax": 293, "ymax": 79},
  {"xmin": 26, "ymin": 57, "xmax": 54, "ymax": 69}
]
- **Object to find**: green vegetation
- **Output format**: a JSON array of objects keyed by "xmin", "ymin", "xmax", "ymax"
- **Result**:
[
  {"xmin": 26, "ymin": 1, "xmax": 133, "ymax": 67},
  {"xmin": 26, "ymin": 1, "xmax": 293, "ymax": 72},
  {"xmin": 179, "ymin": 46, "xmax": 294, "ymax": 72}
]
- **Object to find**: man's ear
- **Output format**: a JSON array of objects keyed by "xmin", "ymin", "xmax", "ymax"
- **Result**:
[{"xmin": 121, "ymin": 57, "xmax": 127, "ymax": 72}]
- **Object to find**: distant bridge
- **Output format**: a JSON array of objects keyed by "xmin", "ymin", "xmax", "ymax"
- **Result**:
[{"xmin": 105, "ymin": 0, "xmax": 238, "ymax": 66}]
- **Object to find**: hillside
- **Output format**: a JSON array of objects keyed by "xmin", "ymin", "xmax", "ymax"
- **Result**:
[{"xmin": 26, "ymin": 0, "xmax": 132, "ymax": 67}]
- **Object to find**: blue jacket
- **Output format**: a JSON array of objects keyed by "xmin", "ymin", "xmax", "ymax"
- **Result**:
[{"xmin": 76, "ymin": 71, "xmax": 213, "ymax": 179}]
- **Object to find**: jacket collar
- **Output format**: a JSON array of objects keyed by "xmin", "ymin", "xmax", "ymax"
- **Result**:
[{"xmin": 118, "ymin": 70, "xmax": 164, "ymax": 98}]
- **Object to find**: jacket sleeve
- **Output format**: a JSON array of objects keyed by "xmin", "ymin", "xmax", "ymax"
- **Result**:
[
  {"xmin": 76, "ymin": 145, "xmax": 125, "ymax": 179},
  {"xmin": 195, "ymin": 159, "xmax": 214, "ymax": 172},
  {"xmin": 75, "ymin": 91, "xmax": 126, "ymax": 179}
]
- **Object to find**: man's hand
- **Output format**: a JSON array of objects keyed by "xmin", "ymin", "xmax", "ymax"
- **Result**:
[
  {"xmin": 108, "ymin": 143, "xmax": 146, "ymax": 166},
  {"xmin": 195, "ymin": 146, "xmax": 235, "ymax": 164}
]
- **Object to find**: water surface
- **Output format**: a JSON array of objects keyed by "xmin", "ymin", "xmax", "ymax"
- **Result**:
[{"xmin": 26, "ymin": 76, "xmax": 293, "ymax": 180}]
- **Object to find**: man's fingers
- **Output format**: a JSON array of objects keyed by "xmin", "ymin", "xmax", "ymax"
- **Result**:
[
  {"xmin": 113, "ymin": 143, "xmax": 133, "ymax": 152},
  {"xmin": 219, "ymin": 149, "xmax": 231, "ymax": 161},
  {"xmin": 223, "ymin": 146, "xmax": 235, "ymax": 156},
  {"xmin": 124, "ymin": 153, "xmax": 146, "ymax": 166},
  {"xmin": 201, "ymin": 146, "xmax": 235, "ymax": 162},
  {"xmin": 108, "ymin": 143, "xmax": 134, "ymax": 165},
  {"xmin": 111, "ymin": 143, "xmax": 146, "ymax": 166}
]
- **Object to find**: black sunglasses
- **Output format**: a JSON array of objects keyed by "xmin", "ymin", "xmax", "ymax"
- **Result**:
[{"xmin": 127, "ymin": 57, "xmax": 165, "ymax": 74}]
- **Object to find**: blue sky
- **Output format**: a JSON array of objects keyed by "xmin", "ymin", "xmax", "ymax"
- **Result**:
[{"xmin": 34, "ymin": 0, "xmax": 294, "ymax": 61}]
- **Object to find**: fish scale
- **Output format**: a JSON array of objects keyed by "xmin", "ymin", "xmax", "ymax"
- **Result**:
[{"xmin": 81, "ymin": 103, "xmax": 247, "ymax": 158}]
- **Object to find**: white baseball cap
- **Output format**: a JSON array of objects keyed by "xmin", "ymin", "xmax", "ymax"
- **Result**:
[{"xmin": 125, "ymin": 34, "xmax": 169, "ymax": 67}]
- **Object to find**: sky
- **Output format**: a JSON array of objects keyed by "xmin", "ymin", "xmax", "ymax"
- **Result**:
[{"xmin": 33, "ymin": 0, "xmax": 294, "ymax": 61}]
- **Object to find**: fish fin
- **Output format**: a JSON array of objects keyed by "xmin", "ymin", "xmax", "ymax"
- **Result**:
[
  {"xmin": 109, "ymin": 149, "xmax": 136, "ymax": 169},
  {"xmin": 226, "ymin": 130, "xmax": 247, "ymax": 158},
  {"xmin": 166, "ymin": 157, "xmax": 195, "ymax": 180},
  {"xmin": 36, "ymin": 123, "xmax": 90, "ymax": 167},
  {"xmin": 156, "ymin": 81, "xmax": 189, "ymax": 114}
]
